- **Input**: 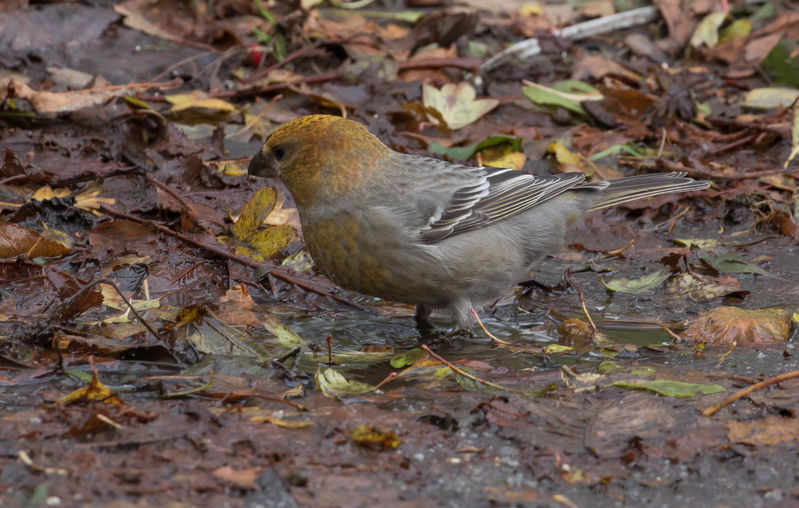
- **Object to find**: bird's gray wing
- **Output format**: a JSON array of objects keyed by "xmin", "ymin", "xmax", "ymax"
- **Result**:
[{"xmin": 415, "ymin": 163, "xmax": 597, "ymax": 243}]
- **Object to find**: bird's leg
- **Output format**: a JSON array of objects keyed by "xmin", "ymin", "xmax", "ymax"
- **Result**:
[
  {"xmin": 414, "ymin": 304, "xmax": 433, "ymax": 332},
  {"xmin": 447, "ymin": 300, "xmax": 475, "ymax": 338}
]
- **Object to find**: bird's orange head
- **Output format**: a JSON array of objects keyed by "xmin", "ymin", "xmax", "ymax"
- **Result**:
[{"xmin": 248, "ymin": 115, "xmax": 392, "ymax": 208}]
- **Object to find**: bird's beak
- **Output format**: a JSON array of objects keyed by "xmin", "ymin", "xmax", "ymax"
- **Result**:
[{"xmin": 247, "ymin": 149, "xmax": 273, "ymax": 178}]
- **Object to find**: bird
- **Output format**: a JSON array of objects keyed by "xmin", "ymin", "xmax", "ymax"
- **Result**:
[{"xmin": 248, "ymin": 114, "xmax": 709, "ymax": 332}]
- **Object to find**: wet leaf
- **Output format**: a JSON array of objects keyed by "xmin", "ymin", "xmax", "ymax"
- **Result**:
[
  {"xmin": 281, "ymin": 250, "xmax": 314, "ymax": 273},
  {"xmin": 261, "ymin": 314, "xmax": 308, "ymax": 349},
  {"xmin": 683, "ymin": 306, "xmax": 791, "ymax": 346},
  {"xmin": 602, "ymin": 269, "xmax": 670, "ymax": 294},
  {"xmin": 246, "ymin": 225, "xmax": 295, "ymax": 260},
  {"xmin": 234, "ymin": 188, "xmax": 277, "ymax": 241},
  {"xmin": 99, "ymin": 283, "xmax": 160, "ymax": 313},
  {"xmin": 390, "ymin": 348, "xmax": 425, "ymax": 368},
  {"xmin": 727, "ymin": 416, "xmax": 799, "ymax": 445},
  {"xmin": 0, "ymin": 223, "xmax": 71, "ymax": 259},
  {"xmin": 212, "ymin": 466, "xmax": 259, "ymax": 489},
  {"xmin": 422, "ymin": 82, "xmax": 499, "ymax": 130},
  {"xmin": 315, "ymin": 367, "xmax": 375, "ymax": 398},
  {"xmin": 174, "ymin": 306, "xmax": 271, "ymax": 358},
  {"xmin": 597, "ymin": 361, "xmax": 622, "ymax": 374},
  {"xmin": 349, "ymin": 424, "xmax": 401, "ymax": 449},
  {"xmin": 611, "ymin": 379, "xmax": 725, "ymax": 397},
  {"xmin": 58, "ymin": 371, "xmax": 122, "ymax": 405},
  {"xmin": 544, "ymin": 344, "xmax": 573, "ymax": 354},
  {"xmin": 665, "ymin": 273, "xmax": 741, "ymax": 302},
  {"xmin": 699, "ymin": 252, "xmax": 769, "ymax": 276},
  {"xmin": 74, "ymin": 188, "xmax": 115, "ymax": 213}
]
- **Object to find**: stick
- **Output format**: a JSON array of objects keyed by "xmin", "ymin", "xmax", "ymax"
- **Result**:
[
  {"xmin": 421, "ymin": 345, "xmax": 522, "ymax": 394},
  {"xmin": 701, "ymin": 370, "xmax": 799, "ymax": 416}
]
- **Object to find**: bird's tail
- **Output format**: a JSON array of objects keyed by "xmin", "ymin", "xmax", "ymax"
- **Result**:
[{"xmin": 588, "ymin": 172, "xmax": 709, "ymax": 211}]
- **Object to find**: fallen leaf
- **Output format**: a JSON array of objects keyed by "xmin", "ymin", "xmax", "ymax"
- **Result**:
[
  {"xmin": 683, "ymin": 306, "xmax": 791, "ymax": 346},
  {"xmin": 422, "ymin": 82, "xmax": 499, "ymax": 130},
  {"xmin": 727, "ymin": 416, "xmax": 799, "ymax": 446},
  {"xmin": 602, "ymin": 269, "xmax": 671, "ymax": 295},
  {"xmin": 611, "ymin": 379, "xmax": 725, "ymax": 397}
]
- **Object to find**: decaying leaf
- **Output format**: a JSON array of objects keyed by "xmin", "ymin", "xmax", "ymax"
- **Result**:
[
  {"xmin": 315, "ymin": 367, "xmax": 375, "ymax": 398},
  {"xmin": 683, "ymin": 306, "xmax": 792, "ymax": 346},
  {"xmin": 349, "ymin": 424, "xmax": 401, "ymax": 450},
  {"xmin": 602, "ymin": 269, "xmax": 671, "ymax": 295},
  {"xmin": 727, "ymin": 416, "xmax": 799, "ymax": 446}
]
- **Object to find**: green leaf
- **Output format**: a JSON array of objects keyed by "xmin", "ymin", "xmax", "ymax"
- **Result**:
[
  {"xmin": 612, "ymin": 379, "xmax": 725, "ymax": 397},
  {"xmin": 429, "ymin": 135, "xmax": 520, "ymax": 161},
  {"xmin": 589, "ymin": 143, "xmax": 644, "ymax": 160},
  {"xmin": 700, "ymin": 252, "xmax": 770, "ymax": 276},
  {"xmin": 390, "ymin": 348, "xmax": 425, "ymax": 369},
  {"xmin": 522, "ymin": 80, "xmax": 601, "ymax": 115},
  {"xmin": 602, "ymin": 269, "xmax": 671, "ymax": 295},
  {"xmin": 718, "ymin": 18, "xmax": 751, "ymax": 44},
  {"xmin": 253, "ymin": 0, "xmax": 276, "ymax": 24},
  {"xmin": 761, "ymin": 40, "xmax": 799, "ymax": 87}
]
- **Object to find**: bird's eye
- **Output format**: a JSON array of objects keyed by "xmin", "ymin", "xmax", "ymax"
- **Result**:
[{"xmin": 273, "ymin": 147, "xmax": 285, "ymax": 161}]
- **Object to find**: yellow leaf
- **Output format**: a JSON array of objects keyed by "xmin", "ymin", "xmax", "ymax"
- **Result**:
[
  {"xmin": 32, "ymin": 185, "xmax": 71, "ymax": 201},
  {"xmin": 165, "ymin": 91, "xmax": 236, "ymax": 113},
  {"xmin": 480, "ymin": 144, "xmax": 526, "ymax": 170},
  {"xmin": 57, "ymin": 372, "xmax": 120, "ymax": 405},
  {"xmin": 547, "ymin": 141, "xmax": 582, "ymax": 167},
  {"xmin": 248, "ymin": 225, "xmax": 295, "ymax": 259},
  {"xmin": 350, "ymin": 424, "xmax": 401, "ymax": 449},
  {"xmin": 233, "ymin": 186, "xmax": 277, "ymax": 240}
]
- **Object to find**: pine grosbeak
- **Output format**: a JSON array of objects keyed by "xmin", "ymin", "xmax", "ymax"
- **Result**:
[{"xmin": 248, "ymin": 115, "xmax": 708, "ymax": 331}]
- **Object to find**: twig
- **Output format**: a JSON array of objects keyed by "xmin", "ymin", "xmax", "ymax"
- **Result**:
[
  {"xmin": 143, "ymin": 173, "xmax": 203, "ymax": 222},
  {"xmin": 701, "ymin": 369, "xmax": 799, "ymax": 416},
  {"xmin": 224, "ymin": 57, "xmax": 482, "ymax": 100},
  {"xmin": 421, "ymin": 345, "xmax": 522, "ymax": 394},
  {"xmin": 470, "ymin": 309, "xmax": 512, "ymax": 346},
  {"xmin": 660, "ymin": 325, "xmax": 683, "ymax": 342},
  {"xmin": 577, "ymin": 289, "xmax": 598, "ymax": 334},
  {"xmin": 60, "ymin": 278, "xmax": 164, "ymax": 342},
  {"xmin": 241, "ymin": 43, "xmax": 325, "ymax": 84},
  {"xmin": 97, "ymin": 205, "xmax": 368, "ymax": 311},
  {"xmin": 714, "ymin": 341, "xmax": 737, "ymax": 370},
  {"xmin": 657, "ymin": 158, "xmax": 785, "ymax": 181},
  {"xmin": 374, "ymin": 372, "xmax": 398, "ymax": 390}
]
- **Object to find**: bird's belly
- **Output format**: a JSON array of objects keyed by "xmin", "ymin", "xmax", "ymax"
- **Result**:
[{"xmin": 303, "ymin": 215, "xmax": 437, "ymax": 304}]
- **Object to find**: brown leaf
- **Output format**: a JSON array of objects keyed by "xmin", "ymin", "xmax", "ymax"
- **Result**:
[
  {"xmin": 683, "ymin": 306, "xmax": 791, "ymax": 346},
  {"xmin": 212, "ymin": 466, "xmax": 260, "ymax": 489},
  {"xmin": 727, "ymin": 416, "xmax": 799, "ymax": 446}
]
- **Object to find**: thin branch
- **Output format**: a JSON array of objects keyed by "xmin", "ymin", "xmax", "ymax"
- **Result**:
[{"xmin": 701, "ymin": 370, "xmax": 799, "ymax": 416}]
